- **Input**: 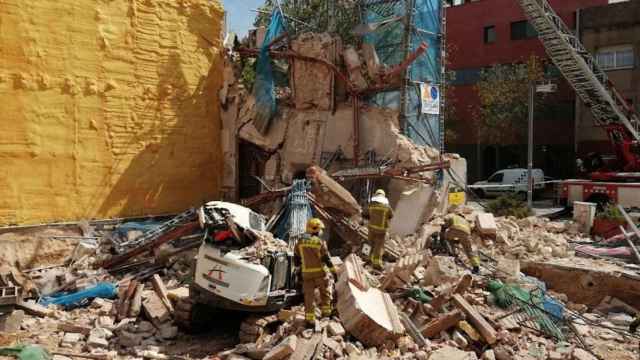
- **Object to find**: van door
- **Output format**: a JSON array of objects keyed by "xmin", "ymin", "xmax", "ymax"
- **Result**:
[{"xmin": 485, "ymin": 172, "xmax": 505, "ymax": 197}]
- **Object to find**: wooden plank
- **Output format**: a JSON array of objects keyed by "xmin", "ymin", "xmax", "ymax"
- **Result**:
[
  {"xmin": 420, "ymin": 309, "xmax": 465, "ymax": 338},
  {"xmin": 452, "ymin": 294, "xmax": 497, "ymax": 345},
  {"xmin": 399, "ymin": 312, "xmax": 428, "ymax": 347},
  {"xmin": 151, "ymin": 274, "xmax": 174, "ymax": 314}
]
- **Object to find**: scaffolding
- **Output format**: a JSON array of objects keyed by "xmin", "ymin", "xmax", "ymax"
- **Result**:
[
  {"xmin": 255, "ymin": 0, "xmax": 446, "ymax": 151},
  {"xmin": 359, "ymin": 0, "xmax": 445, "ymax": 151}
]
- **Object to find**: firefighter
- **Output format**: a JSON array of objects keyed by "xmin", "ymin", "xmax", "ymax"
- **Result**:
[
  {"xmin": 364, "ymin": 189, "xmax": 394, "ymax": 270},
  {"xmin": 294, "ymin": 218, "xmax": 336, "ymax": 325},
  {"xmin": 441, "ymin": 214, "xmax": 481, "ymax": 274}
]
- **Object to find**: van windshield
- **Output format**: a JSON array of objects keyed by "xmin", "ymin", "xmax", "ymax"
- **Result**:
[{"xmin": 488, "ymin": 173, "xmax": 504, "ymax": 183}]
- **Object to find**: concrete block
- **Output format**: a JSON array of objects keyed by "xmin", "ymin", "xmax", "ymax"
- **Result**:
[
  {"xmin": 263, "ymin": 335, "xmax": 297, "ymax": 360},
  {"xmin": 60, "ymin": 332, "xmax": 85, "ymax": 347},
  {"xmin": 58, "ymin": 322, "xmax": 92, "ymax": 336},
  {"xmin": 142, "ymin": 292, "xmax": 171, "ymax": 326},
  {"xmin": 476, "ymin": 213, "xmax": 497, "ymax": 236},
  {"xmin": 327, "ymin": 321, "xmax": 346, "ymax": 337},
  {"xmin": 422, "ymin": 256, "xmax": 463, "ymax": 287}
]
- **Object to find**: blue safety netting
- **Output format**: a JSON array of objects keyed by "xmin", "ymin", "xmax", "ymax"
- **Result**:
[
  {"xmin": 362, "ymin": 0, "xmax": 443, "ymax": 150},
  {"xmin": 254, "ymin": 9, "xmax": 286, "ymax": 133}
]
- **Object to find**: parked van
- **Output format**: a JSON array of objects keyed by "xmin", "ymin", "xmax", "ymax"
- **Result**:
[{"xmin": 473, "ymin": 168, "xmax": 545, "ymax": 198}]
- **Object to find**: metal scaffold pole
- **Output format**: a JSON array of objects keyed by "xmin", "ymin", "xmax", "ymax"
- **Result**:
[
  {"xmin": 439, "ymin": 0, "xmax": 446, "ymax": 153},
  {"xmin": 399, "ymin": 0, "xmax": 415, "ymax": 135}
]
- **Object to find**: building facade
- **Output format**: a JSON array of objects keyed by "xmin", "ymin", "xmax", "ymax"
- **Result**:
[
  {"xmin": 445, "ymin": 0, "xmax": 608, "ymax": 182},
  {"xmin": 0, "ymin": 0, "xmax": 226, "ymax": 225},
  {"xmin": 577, "ymin": 1, "xmax": 640, "ymax": 157}
]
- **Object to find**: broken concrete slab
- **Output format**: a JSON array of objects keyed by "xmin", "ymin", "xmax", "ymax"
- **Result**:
[
  {"xmin": 522, "ymin": 260, "xmax": 640, "ymax": 310},
  {"xmin": 327, "ymin": 321, "xmax": 346, "ymax": 337},
  {"xmin": 390, "ymin": 184, "xmax": 436, "ymax": 237},
  {"xmin": 307, "ymin": 166, "xmax": 361, "ymax": 217},
  {"xmin": 17, "ymin": 299, "xmax": 53, "ymax": 317},
  {"xmin": 423, "ymin": 256, "xmax": 464, "ymax": 287},
  {"xmin": 142, "ymin": 291, "xmax": 171, "ymax": 326},
  {"xmin": 336, "ymin": 255, "xmax": 405, "ymax": 346},
  {"xmin": 341, "ymin": 253, "xmax": 370, "ymax": 291},
  {"xmin": 291, "ymin": 33, "xmax": 336, "ymax": 111},
  {"xmin": 263, "ymin": 335, "xmax": 297, "ymax": 360}
]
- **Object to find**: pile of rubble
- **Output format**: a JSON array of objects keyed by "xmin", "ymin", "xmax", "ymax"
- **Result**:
[{"xmin": 2, "ymin": 170, "xmax": 640, "ymax": 360}]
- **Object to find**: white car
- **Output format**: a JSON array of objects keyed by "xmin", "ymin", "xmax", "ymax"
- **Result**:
[{"xmin": 473, "ymin": 168, "xmax": 545, "ymax": 198}]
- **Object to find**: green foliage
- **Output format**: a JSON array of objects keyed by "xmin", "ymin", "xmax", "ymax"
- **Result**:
[
  {"xmin": 240, "ymin": 59, "xmax": 257, "ymax": 91},
  {"xmin": 253, "ymin": 0, "xmax": 358, "ymax": 44},
  {"xmin": 486, "ymin": 194, "xmax": 533, "ymax": 219},
  {"xmin": 595, "ymin": 204, "xmax": 624, "ymax": 221},
  {"xmin": 473, "ymin": 56, "xmax": 546, "ymax": 144}
]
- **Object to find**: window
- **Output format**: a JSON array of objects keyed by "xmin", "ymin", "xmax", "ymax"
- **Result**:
[
  {"xmin": 488, "ymin": 173, "xmax": 504, "ymax": 183},
  {"xmin": 484, "ymin": 25, "xmax": 496, "ymax": 44},
  {"xmin": 511, "ymin": 20, "xmax": 537, "ymax": 40},
  {"xmin": 596, "ymin": 45, "xmax": 634, "ymax": 70}
]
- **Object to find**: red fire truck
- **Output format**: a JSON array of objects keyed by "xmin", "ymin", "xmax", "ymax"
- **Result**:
[{"xmin": 515, "ymin": 0, "xmax": 640, "ymax": 208}]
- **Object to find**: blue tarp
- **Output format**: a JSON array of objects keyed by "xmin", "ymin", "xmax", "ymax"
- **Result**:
[
  {"xmin": 40, "ymin": 282, "xmax": 117, "ymax": 308},
  {"xmin": 254, "ymin": 9, "xmax": 286, "ymax": 132}
]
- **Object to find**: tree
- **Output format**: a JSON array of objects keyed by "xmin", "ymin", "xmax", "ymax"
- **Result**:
[
  {"xmin": 473, "ymin": 56, "xmax": 546, "ymax": 144},
  {"xmin": 253, "ymin": 0, "xmax": 358, "ymax": 44}
]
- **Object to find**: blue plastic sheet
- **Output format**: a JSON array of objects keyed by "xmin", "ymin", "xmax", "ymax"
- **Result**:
[
  {"xmin": 112, "ymin": 220, "xmax": 162, "ymax": 240},
  {"xmin": 253, "ymin": 9, "xmax": 286, "ymax": 132},
  {"xmin": 40, "ymin": 282, "xmax": 117, "ymax": 308}
]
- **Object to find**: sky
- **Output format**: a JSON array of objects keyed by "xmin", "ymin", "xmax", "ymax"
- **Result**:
[{"xmin": 222, "ymin": 0, "xmax": 265, "ymax": 38}]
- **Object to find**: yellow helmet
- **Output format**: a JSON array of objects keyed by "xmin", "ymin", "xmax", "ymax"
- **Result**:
[
  {"xmin": 306, "ymin": 218, "xmax": 325, "ymax": 234},
  {"xmin": 375, "ymin": 189, "xmax": 386, "ymax": 197}
]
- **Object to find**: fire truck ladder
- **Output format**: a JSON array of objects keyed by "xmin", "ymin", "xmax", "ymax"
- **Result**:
[{"xmin": 517, "ymin": 0, "xmax": 640, "ymax": 141}]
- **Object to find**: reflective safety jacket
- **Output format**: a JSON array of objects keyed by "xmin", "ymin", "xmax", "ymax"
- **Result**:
[
  {"xmin": 446, "ymin": 214, "xmax": 471, "ymax": 235},
  {"xmin": 294, "ymin": 234, "xmax": 334, "ymax": 279},
  {"xmin": 366, "ymin": 203, "xmax": 394, "ymax": 232}
]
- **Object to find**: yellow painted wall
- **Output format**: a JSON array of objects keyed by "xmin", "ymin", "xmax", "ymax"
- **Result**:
[{"xmin": 0, "ymin": 0, "xmax": 225, "ymax": 225}]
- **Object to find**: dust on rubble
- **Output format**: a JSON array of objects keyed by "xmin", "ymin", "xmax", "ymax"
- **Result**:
[{"xmin": 0, "ymin": 227, "xmax": 81, "ymax": 269}]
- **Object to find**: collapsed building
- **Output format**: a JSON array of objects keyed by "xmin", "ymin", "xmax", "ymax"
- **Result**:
[{"xmin": 2, "ymin": 2, "xmax": 640, "ymax": 360}]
